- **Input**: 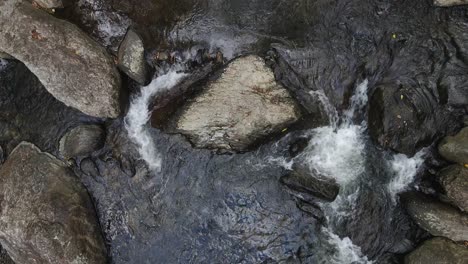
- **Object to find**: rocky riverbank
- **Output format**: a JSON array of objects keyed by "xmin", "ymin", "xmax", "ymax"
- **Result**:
[{"xmin": 0, "ymin": 0, "xmax": 467, "ymax": 263}]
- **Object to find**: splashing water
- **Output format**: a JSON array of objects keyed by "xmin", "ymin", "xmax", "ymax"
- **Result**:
[
  {"xmin": 125, "ymin": 70, "xmax": 187, "ymax": 171},
  {"xmin": 387, "ymin": 150, "xmax": 426, "ymax": 200}
]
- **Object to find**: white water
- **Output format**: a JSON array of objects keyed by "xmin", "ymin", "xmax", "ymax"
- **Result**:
[
  {"xmin": 388, "ymin": 150, "xmax": 426, "ymax": 201},
  {"xmin": 125, "ymin": 70, "xmax": 187, "ymax": 171}
]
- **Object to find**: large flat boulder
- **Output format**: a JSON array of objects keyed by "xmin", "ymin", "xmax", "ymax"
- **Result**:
[
  {"xmin": 438, "ymin": 165, "xmax": 468, "ymax": 212},
  {"xmin": 0, "ymin": 0, "xmax": 121, "ymax": 118},
  {"xmin": 59, "ymin": 124, "xmax": 105, "ymax": 159},
  {"xmin": 173, "ymin": 55, "xmax": 301, "ymax": 151},
  {"xmin": 439, "ymin": 127, "xmax": 468, "ymax": 165},
  {"xmin": 405, "ymin": 237, "xmax": 468, "ymax": 264},
  {"xmin": 403, "ymin": 193, "xmax": 468, "ymax": 242},
  {"xmin": 0, "ymin": 142, "xmax": 107, "ymax": 264}
]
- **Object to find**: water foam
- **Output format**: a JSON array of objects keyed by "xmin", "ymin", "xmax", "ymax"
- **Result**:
[
  {"xmin": 321, "ymin": 227, "xmax": 373, "ymax": 264},
  {"xmin": 125, "ymin": 70, "xmax": 187, "ymax": 171},
  {"xmin": 387, "ymin": 150, "xmax": 426, "ymax": 200}
]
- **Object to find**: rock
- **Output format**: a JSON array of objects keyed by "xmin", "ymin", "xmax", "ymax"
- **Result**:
[
  {"xmin": 117, "ymin": 28, "xmax": 148, "ymax": 85},
  {"xmin": 438, "ymin": 127, "xmax": 468, "ymax": 165},
  {"xmin": 0, "ymin": 244, "xmax": 14, "ymax": 264},
  {"xmin": 33, "ymin": 0, "xmax": 63, "ymax": 9},
  {"xmin": 0, "ymin": 1, "xmax": 121, "ymax": 118},
  {"xmin": 0, "ymin": 52, "xmax": 13, "ymax": 60},
  {"xmin": 280, "ymin": 168, "xmax": 339, "ymax": 202},
  {"xmin": 59, "ymin": 125, "xmax": 105, "ymax": 159},
  {"xmin": 434, "ymin": 0, "xmax": 468, "ymax": 7},
  {"xmin": 173, "ymin": 55, "xmax": 301, "ymax": 151},
  {"xmin": 405, "ymin": 237, "xmax": 468, "ymax": 264},
  {"xmin": 0, "ymin": 142, "xmax": 107, "ymax": 264},
  {"xmin": 438, "ymin": 165, "xmax": 468, "ymax": 212},
  {"xmin": 403, "ymin": 193, "xmax": 468, "ymax": 242},
  {"xmin": 368, "ymin": 83, "xmax": 460, "ymax": 155}
]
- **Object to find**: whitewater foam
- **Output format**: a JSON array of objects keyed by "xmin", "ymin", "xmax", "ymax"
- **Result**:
[
  {"xmin": 125, "ymin": 71, "xmax": 187, "ymax": 171},
  {"xmin": 387, "ymin": 150, "xmax": 426, "ymax": 200}
]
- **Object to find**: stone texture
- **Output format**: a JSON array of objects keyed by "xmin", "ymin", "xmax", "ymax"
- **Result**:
[
  {"xmin": 0, "ymin": 0, "xmax": 121, "ymax": 118},
  {"xmin": 59, "ymin": 125, "xmax": 105, "ymax": 159},
  {"xmin": 174, "ymin": 55, "xmax": 301, "ymax": 151},
  {"xmin": 438, "ymin": 165, "xmax": 468, "ymax": 212},
  {"xmin": 0, "ymin": 142, "xmax": 107, "ymax": 264},
  {"xmin": 434, "ymin": 0, "xmax": 468, "ymax": 7},
  {"xmin": 33, "ymin": 0, "xmax": 63, "ymax": 9},
  {"xmin": 405, "ymin": 237, "xmax": 468, "ymax": 264},
  {"xmin": 117, "ymin": 28, "xmax": 148, "ymax": 85},
  {"xmin": 0, "ymin": 52, "xmax": 13, "ymax": 60},
  {"xmin": 280, "ymin": 168, "xmax": 339, "ymax": 202},
  {"xmin": 404, "ymin": 193, "xmax": 468, "ymax": 242},
  {"xmin": 439, "ymin": 127, "xmax": 468, "ymax": 165}
]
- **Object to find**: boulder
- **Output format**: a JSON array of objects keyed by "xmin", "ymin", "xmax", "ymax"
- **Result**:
[
  {"xmin": 0, "ymin": 245, "xmax": 14, "ymax": 264},
  {"xmin": 173, "ymin": 55, "xmax": 301, "ymax": 151},
  {"xmin": 59, "ymin": 125, "xmax": 105, "ymax": 159},
  {"xmin": 117, "ymin": 28, "xmax": 148, "ymax": 85},
  {"xmin": 33, "ymin": 0, "xmax": 63, "ymax": 9},
  {"xmin": 438, "ymin": 165, "xmax": 468, "ymax": 212},
  {"xmin": 403, "ymin": 193, "xmax": 468, "ymax": 242},
  {"xmin": 405, "ymin": 237, "xmax": 468, "ymax": 264},
  {"xmin": 438, "ymin": 127, "xmax": 468, "ymax": 165},
  {"xmin": 0, "ymin": 52, "xmax": 13, "ymax": 60},
  {"xmin": 0, "ymin": 142, "xmax": 107, "ymax": 264},
  {"xmin": 280, "ymin": 168, "xmax": 339, "ymax": 202},
  {"xmin": 434, "ymin": 0, "xmax": 468, "ymax": 7},
  {"xmin": 0, "ymin": 1, "xmax": 121, "ymax": 118}
]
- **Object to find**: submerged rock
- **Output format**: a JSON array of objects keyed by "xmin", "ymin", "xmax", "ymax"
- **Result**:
[
  {"xmin": 173, "ymin": 55, "xmax": 301, "ymax": 151},
  {"xmin": 0, "ymin": 1, "xmax": 121, "ymax": 118},
  {"xmin": 280, "ymin": 168, "xmax": 339, "ymax": 202},
  {"xmin": 405, "ymin": 237, "xmax": 468, "ymax": 264},
  {"xmin": 403, "ymin": 193, "xmax": 468, "ymax": 242},
  {"xmin": 438, "ymin": 127, "xmax": 468, "ymax": 165},
  {"xmin": 438, "ymin": 165, "xmax": 468, "ymax": 212},
  {"xmin": 59, "ymin": 125, "xmax": 105, "ymax": 159},
  {"xmin": 0, "ymin": 142, "xmax": 107, "ymax": 264},
  {"xmin": 434, "ymin": 0, "xmax": 468, "ymax": 7},
  {"xmin": 117, "ymin": 28, "xmax": 148, "ymax": 85},
  {"xmin": 34, "ymin": 0, "xmax": 64, "ymax": 9},
  {"xmin": 0, "ymin": 52, "xmax": 13, "ymax": 60}
]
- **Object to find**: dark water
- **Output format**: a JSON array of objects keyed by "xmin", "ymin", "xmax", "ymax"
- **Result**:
[{"xmin": 1, "ymin": 0, "xmax": 468, "ymax": 263}]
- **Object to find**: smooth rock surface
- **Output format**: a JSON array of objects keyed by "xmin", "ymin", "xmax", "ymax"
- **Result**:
[
  {"xmin": 405, "ymin": 237, "xmax": 468, "ymax": 264},
  {"xmin": 59, "ymin": 125, "xmax": 105, "ymax": 159},
  {"xmin": 404, "ymin": 193, "xmax": 468, "ymax": 242},
  {"xmin": 434, "ymin": 0, "xmax": 468, "ymax": 6},
  {"xmin": 438, "ymin": 165, "xmax": 468, "ymax": 212},
  {"xmin": 439, "ymin": 127, "xmax": 468, "ymax": 165},
  {"xmin": 174, "ymin": 55, "xmax": 301, "ymax": 151},
  {"xmin": 34, "ymin": 0, "xmax": 63, "ymax": 9},
  {"xmin": 280, "ymin": 168, "xmax": 339, "ymax": 202},
  {"xmin": 0, "ymin": 142, "xmax": 107, "ymax": 264},
  {"xmin": 0, "ymin": 1, "xmax": 121, "ymax": 118},
  {"xmin": 117, "ymin": 28, "xmax": 148, "ymax": 85}
]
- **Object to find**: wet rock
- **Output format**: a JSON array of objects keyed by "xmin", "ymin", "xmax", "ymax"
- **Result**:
[
  {"xmin": 403, "ymin": 193, "xmax": 468, "ymax": 242},
  {"xmin": 0, "ymin": 245, "xmax": 14, "ymax": 264},
  {"xmin": 0, "ymin": 142, "xmax": 107, "ymax": 264},
  {"xmin": 280, "ymin": 168, "xmax": 339, "ymax": 202},
  {"xmin": 33, "ymin": 0, "xmax": 63, "ymax": 9},
  {"xmin": 59, "ymin": 125, "xmax": 105, "ymax": 159},
  {"xmin": 434, "ymin": 0, "xmax": 468, "ymax": 7},
  {"xmin": 438, "ymin": 165, "xmax": 468, "ymax": 212},
  {"xmin": 0, "ymin": 52, "xmax": 13, "ymax": 60},
  {"xmin": 405, "ymin": 237, "xmax": 468, "ymax": 264},
  {"xmin": 368, "ymin": 83, "xmax": 460, "ymax": 155},
  {"xmin": 438, "ymin": 127, "xmax": 468, "ymax": 165},
  {"xmin": 173, "ymin": 55, "xmax": 301, "ymax": 151},
  {"xmin": 0, "ymin": 1, "xmax": 122, "ymax": 118},
  {"xmin": 117, "ymin": 28, "xmax": 148, "ymax": 85}
]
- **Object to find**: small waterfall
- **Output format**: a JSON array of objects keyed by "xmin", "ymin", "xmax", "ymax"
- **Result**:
[
  {"xmin": 298, "ymin": 79, "xmax": 425, "ymax": 263},
  {"xmin": 125, "ymin": 69, "xmax": 187, "ymax": 171}
]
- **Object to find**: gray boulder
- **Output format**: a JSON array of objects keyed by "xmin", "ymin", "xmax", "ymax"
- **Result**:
[
  {"xmin": 174, "ymin": 55, "xmax": 301, "ymax": 151},
  {"xmin": 0, "ymin": 142, "xmax": 107, "ymax": 264},
  {"xmin": 438, "ymin": 165, "xmax": 468, "ymax": 212},
  {"xmin": 0, "ymin": 244, "xmax": 14, "ymax": 264},
  {"xmin": 280, "ymin": 168, "xmax": 339, "ymax": 202},
  {"xmin": 59, "ymin": 125, "xmax": 105, "ymax": 159},
  {"xmin": 405, "ymin": 237, "xmax": 468, "ymax": 264},
  {"xmin": 117, "ymin": 28, "xmax": 148, "ymax": 85},
  {"xmin": 439, "ymin": 127, "xmax": 468, "ymax": 165},
  {"xmin": 0, "ymin": 1, "xmax": 121, "ymax": 118},
  {"xmin": 33, "ymin": 0, "xmax": 63, "ymax": 9},
  {"xmin": 404, "ymin": 193, "xmax": 468, "ymax": 242},
  {"xmin": 434, "ymin": 0, "xmax": 468, "ymax": 6}
]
